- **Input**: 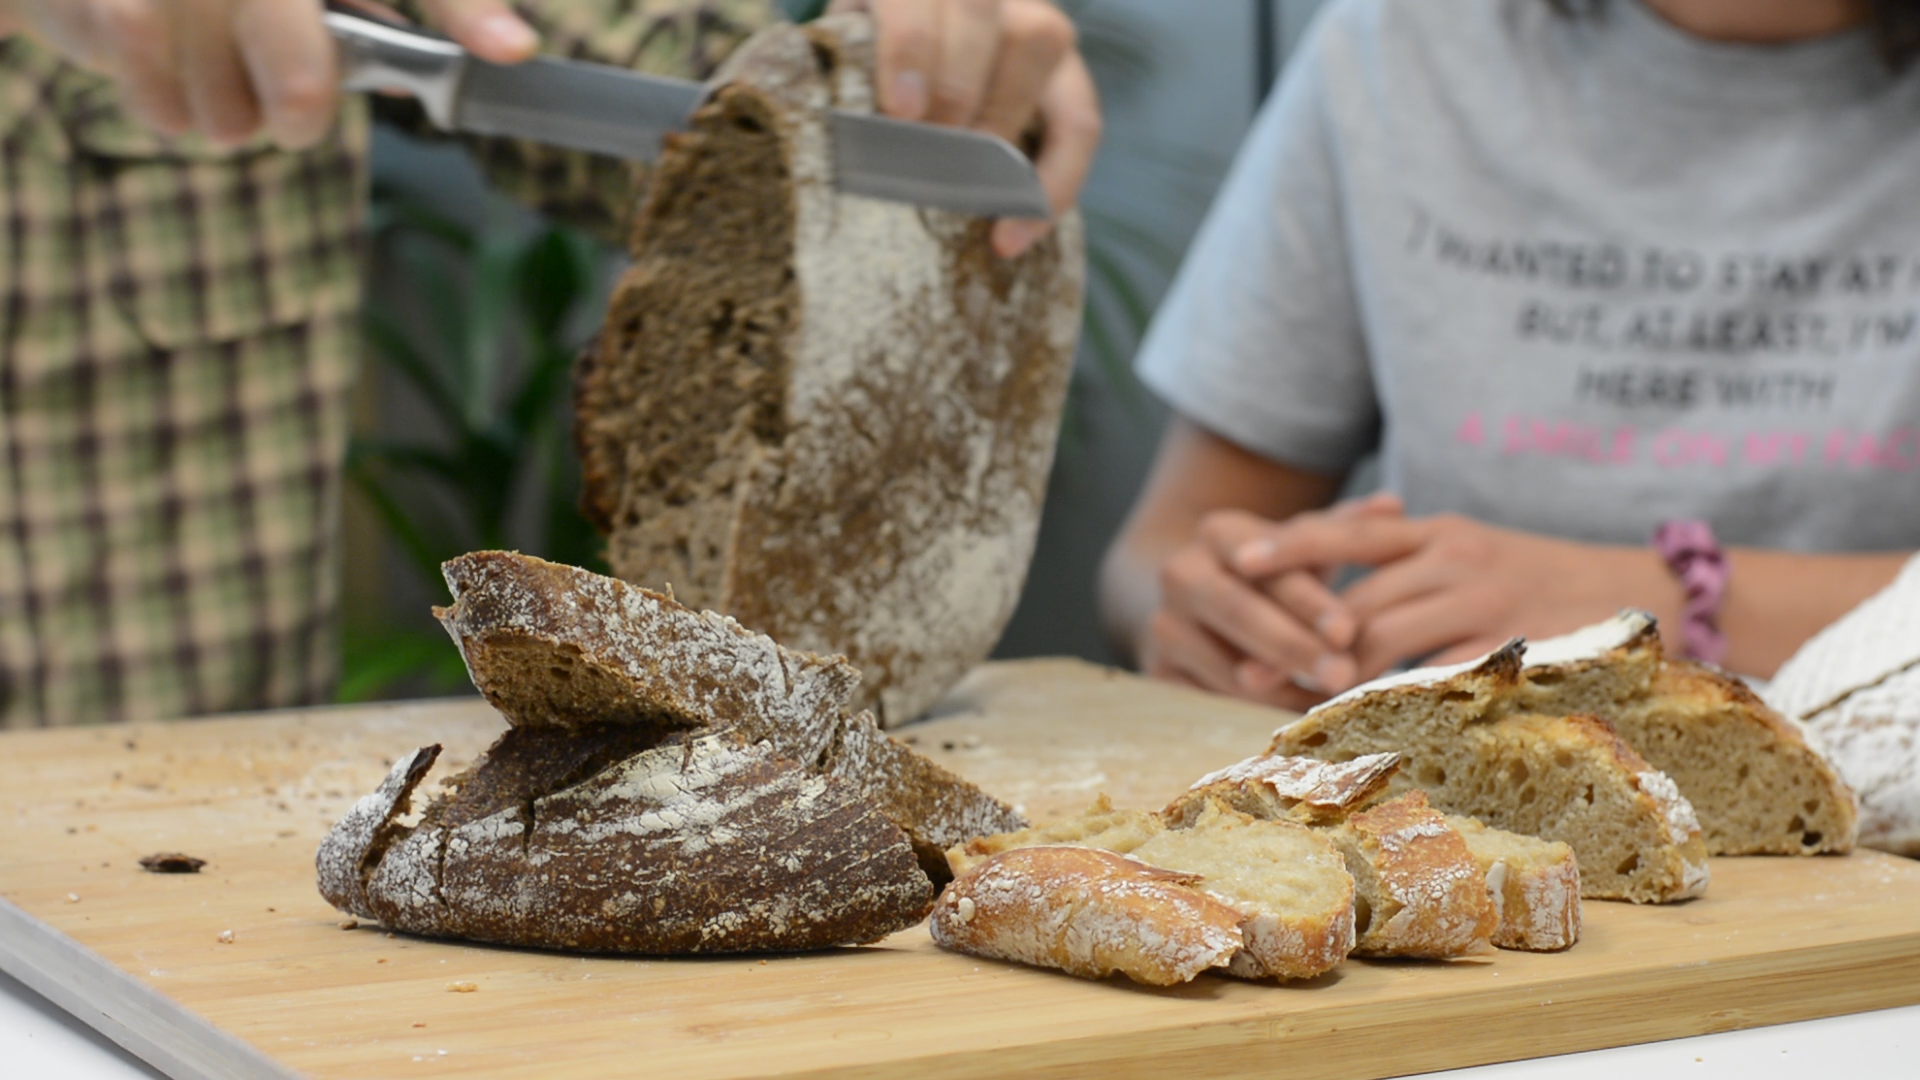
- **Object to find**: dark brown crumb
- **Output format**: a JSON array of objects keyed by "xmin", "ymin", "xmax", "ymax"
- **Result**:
[{"xmin": 138, "ymin": 853, "xmax": 206, "ymax": 874}]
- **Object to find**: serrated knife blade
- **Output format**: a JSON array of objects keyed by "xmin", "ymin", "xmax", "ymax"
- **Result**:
[{"xmin": 327, "ymin": 10, "xmax": 1051, "ymax": 220}]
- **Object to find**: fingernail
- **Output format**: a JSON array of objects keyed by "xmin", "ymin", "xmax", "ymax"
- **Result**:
[
  {"xmin": 483, "ymin": 13, "xmax": 538, "ymax": 58},
  {"xmin": 1288, "ymin": 670, "xmax": 1322, "ymax": 694},
  {"xmin": 1235, "ymin": 539, "xmax": 1277, "ymax": 571},
  {"xmin": 888, "ymin": 70, "xmax": 929, "ymax": 120},
  {"xmin": 1315, "ymin": 611, "xmax": 1344, "ymax": 641}
]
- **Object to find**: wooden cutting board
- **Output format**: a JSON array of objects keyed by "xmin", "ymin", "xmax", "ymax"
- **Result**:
[{"xmin": 3, "ymin": 658, "xmax": 1918, "ymax": 1080}]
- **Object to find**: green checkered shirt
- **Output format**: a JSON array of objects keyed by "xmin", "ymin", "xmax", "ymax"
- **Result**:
[{"xmin": 0, "ymin": 0, "xmax": 776, "ymax": 727}]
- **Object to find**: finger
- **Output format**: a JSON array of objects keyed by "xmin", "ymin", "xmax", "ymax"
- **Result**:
[
  {"xmin": 1232, "ymin": 514, "xmax": 1430, "ymax": 580},
  {"xmin": 1352, "ymin": 591, "xmax": 1493, "ymax": 681},
  {"xmin": 233, "ymin": 0, "xmax": 339, "ymax": 149},
  {"xmin": 1267, "ymin": 570, "xmax": 1359, "ymax": 658},
  {"xmin": 180, "ymin": 0, "xmax": 263, "ymax": 145},
  {"xmin": 865, "ymin": 0, "xmax": 938, "ymax": 120},
  {"xmin": 1333, "ymin": 491, "xmax": 1405, "ymax": 520},
  {"xmin": 971, "ymin": 0, "xmax": 1070, "ymax": 141},
  {"xmin": 1160, "ymin": 547, "xmax": 1338, "ymax": 681},
  {"xmin": 1338, "ymin": 548, "xmax": 1462, "ymax": 623},
  {"xmin": 992, "ymin": 50, "xmax": 1098, "ymax": 258},
  {"xmin": 925, "ymin": 0, "xmax": 1004, "ymax": 126},
  {"xmin": 90, "ymin": 1, "xmax": 192, "ymax": 135},
  {"xmin": 1142, "ymin": 611, "xmax": 1243, "ymax": 697},
  {"xmin": 418, "ymin": 0, "xmax": 539, "ymax": 63}
]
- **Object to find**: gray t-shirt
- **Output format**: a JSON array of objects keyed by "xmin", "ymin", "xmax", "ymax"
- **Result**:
[{"xmin": 1137, "ymin": 0, "xmax": 1920, "ymax": 551}]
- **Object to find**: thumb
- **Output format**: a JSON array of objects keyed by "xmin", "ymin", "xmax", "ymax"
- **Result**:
[{"xmin": 417, "ymin": 0, "xmax": 539, "ymax": 63}]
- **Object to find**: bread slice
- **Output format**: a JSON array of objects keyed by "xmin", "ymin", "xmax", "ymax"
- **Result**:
[
  {"xmin": 316, "ymin": 725, "xmax": 934, "ymax": 953},
  {"xmin": 1446, "ymin": 815, "xmax": 1580, "ymax": 952},
  {"xmin": 1163, "ymin": 751, "xmax": 1403, "ymax": 827},
  {"xmin": 930, "ymin": 846, "xmax": 1245, "ymax": 986},
  {"xmin": 1271, "ymin": 643, "xmax": 1710, "ymax": 903},
  {"xmin": 435, "ymin": 551, "xmax": 1024, "ymax": 851},
  {"xmin": 1168, "ymin": 755, "xmax": 1493, "ymax": 959},
  {"xmin": 947, "ymin": 797, "xmax": 1355, "ymax": 981},
  {"xmin": 1519, "ymin": 613, "xmax": 1857, "ymax": 855},
  {"xmin": 1325, "ymin": 792, "xmax": 1496, "ymax": 958},
  {"xmin": 575, "ymin": 13, "xmax": 1085, "ymax": 728}
]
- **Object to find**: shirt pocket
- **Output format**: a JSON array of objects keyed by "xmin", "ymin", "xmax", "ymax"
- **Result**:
[{"xmin": 64, "ymin": 100, "xmax": 370, "ymax": 351}]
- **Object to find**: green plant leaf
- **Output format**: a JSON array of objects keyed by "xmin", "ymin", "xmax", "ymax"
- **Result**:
[{"xmin": 363, "ymin": 312, "xmax": 465, "ymax": 429}]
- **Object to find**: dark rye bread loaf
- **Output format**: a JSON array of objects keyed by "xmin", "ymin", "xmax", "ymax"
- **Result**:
[
  {"xmin": 574, "ymin": 13, "xmax": 1086, "ymax": 728},
  {"xmin": 316, "ymin": 728, "xmax": 934, "ymax": 954},
  {"xmin": 434, "ymin": 551, "xmax": 1025, "ymax": 852}
]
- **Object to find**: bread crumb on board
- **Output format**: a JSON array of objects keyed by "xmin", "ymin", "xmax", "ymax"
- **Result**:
[
  {"xmin": 216, "ymin": 930, "xmax": 234, "ymax": 944},
  {"xmin": 138, "ymin": 852, "xmax": 207, "ymax": 873},
  {"xmin": 64, "ymin": 893, "xmax": 80, "ymax": 903},
  {"xmin": 338, "ymin": 918, "xmax": 359, "ymax": 930},
  {"xmin": 447, "ymin": 982, "xmax": 478, "ymax": 993}
]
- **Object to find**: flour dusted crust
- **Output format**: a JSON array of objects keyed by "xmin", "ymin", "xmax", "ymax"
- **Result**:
[
  {"xmin": 577, "ymin": 13, "xmax": 1085, "ymax": 728},
  {"xmin": 1520, "ymin": 613, "xmax": 1856, "ymax": 856},
  {"xmin": 317, "ymin": 725, "xmax": 934, "ymax": 953},
  {"xmin": 1765, "ymin": 556, "xmax": 1920, "ymax": 855},
  {"xmin": 1328, "ymin": 792, "xmax": 1496, "ymax": 959},
  {"xmin": 930, "ymin": 846, "xmax": 1245, "ymax": 986},
  {"xmin": 434, "ymin": 552, "xmax": 1023, "ymax": 850},
  {"xmin": 1446, "ymin": 815, "xmax": 1581, "ymax": 952},
  {"xmin": 1164, "ymin": 751, "xmax": 1402, "ymax": 826},
  {"xmin": 1272, "ymin": 643, "xmax": 1710, "ymax": 904}
]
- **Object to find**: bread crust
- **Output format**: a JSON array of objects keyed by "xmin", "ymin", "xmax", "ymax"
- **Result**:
[
  {"xmin": 579, "ymin": 13, "xmax": 1086, "ymax": 728},
  {"xmin": 1165, "ymin": 751, "xmax": 1402, "ymax": 827},
  {"xmin": 930, "ymin": 846, "xmax": 1244, "ymax": 986},
  {"xmin": 1448, "ymin": 815, "xmax": 1581, "ymax": 952},
  {"xmin": 435, "ymin": 552, "xmax": 1024, "ymax": 850},
  {"xmin": 317, "ymin": 727, "xmax": 935, "ymax": 954},
  {"xmin": 1329, "ymin": 792, "xmax": 1496, "ymax": 958}
]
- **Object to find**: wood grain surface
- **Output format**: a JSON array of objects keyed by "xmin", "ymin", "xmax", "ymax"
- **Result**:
[{"xmin": 3, "ymin": 657, "xmax": 1919, "ymax": 1080}]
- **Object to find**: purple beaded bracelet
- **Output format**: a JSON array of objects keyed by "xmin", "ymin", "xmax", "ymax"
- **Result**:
[{"xmin": 1652, "ymin": 520, "xmax": 1729, "ymax": 666}]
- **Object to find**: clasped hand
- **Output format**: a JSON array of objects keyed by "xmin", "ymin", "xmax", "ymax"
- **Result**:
[
  {"xmin": 1141, "ymin": 494, "xmax": 1675, "ymax": 710},
  {"xmin": 0, "ymin": 0, "xmax": 1095, "ymax": 257}
]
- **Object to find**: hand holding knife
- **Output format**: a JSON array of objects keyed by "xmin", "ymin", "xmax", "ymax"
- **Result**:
[{"xmin": 324, "ymin": 4, "xmax": 1051, "ymax": 219}]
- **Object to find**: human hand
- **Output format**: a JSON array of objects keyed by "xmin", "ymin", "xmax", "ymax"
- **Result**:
[
  {"xmin": 1139, "ymin": 493, "xmax": 1403, "ymax": 711},
  {"xmin": 1231, "ymin": 512, "xmax": 1682, "ymax": 683},
  {"xmin": 0, "ymin": 0, "xmax": 538, "ymax": 150},
  {"xmin": 828, "ymin": 0, "xmax": 1101, "ymax": 258}
]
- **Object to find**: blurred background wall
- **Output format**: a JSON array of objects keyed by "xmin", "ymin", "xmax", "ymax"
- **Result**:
[{"xmin": 340, "ymin": 0, "xmax": 1334, "ymax": 700}]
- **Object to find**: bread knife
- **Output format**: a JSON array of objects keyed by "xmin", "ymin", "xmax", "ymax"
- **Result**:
[{"xmin": 325, "ymin": 8, "xmax": 1051, "ymax": 220}]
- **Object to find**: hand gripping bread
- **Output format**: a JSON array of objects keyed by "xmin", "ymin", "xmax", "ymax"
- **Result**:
[
  {"xmin": 434, "ymin": 551, "xmax": 1023, "ymax": 852},
  {"xmin": 316, "ymin": 726, "xmax": 934, "ymax": 953},
  {"xmin": 1446, "ymin": 815, "xmax": 1581, "ymax": 952},
  {"xmin": 1518, "ymin": 612, "xmax": 1856, "ymax": 855},
  {"xmin": 947, "ymin": 797, "xmax": 1357, "ymax": 981},
  {"xmin": 1272, "ymin": 642, "xmax": 1710, "ymax": 904},
  {"xmin": 930, "ymin": 846, "xmax": 1245, "ymax": 986},
  {"xmin": 1765, "ymin": 557, "xmax": 1920, "ymax": 855},
  {"xmin": 575, "ymin": 12, "xmax": 1085, "ymax": 729}
]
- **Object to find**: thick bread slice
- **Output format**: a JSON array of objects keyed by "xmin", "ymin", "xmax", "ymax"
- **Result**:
[
  {"xmin": 317, "ymin": 724, "xmax": 933, "ymax": 953},
  {"xmin": 576, "ymin": 13, "xmax": 1085, "ymax": 728},
  {"xmin": 930, "ymin": 846, "xmax": 1245, "ymax": 986},
  {"xmin": 1164, "ymin": 751, "xmax": 1403, "ymax": 827},
  {"xmin": 1520, "ymin": 613, "xmax": 1857, "ymax": 855},
  {"xmin": 1446, "ymin": 815, "xmax": 1581, "ymax": 952},
  {"xmin": 1272, "ymin": 644, "xmax": 1710, "ymax": 903},
  {"xmin": 947, "ymin": 795, "xmax": 1161, "ymax": 876},
  {"xmin": 435, "ymin": 552, "xmax": 1024, "ymax": 851},
  {"xmin": 1127, "ymin": 804, "xmax": 1356, "ymax": 981},
  {"xmin": 1326, "ymin": 792, "xmax": 1496, "ymax": 958},
  {"xmin": 948, "ymin": 798, "xmax": 1356, "ymax": 981}
]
